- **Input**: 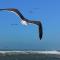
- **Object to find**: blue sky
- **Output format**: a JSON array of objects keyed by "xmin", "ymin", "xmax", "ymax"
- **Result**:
[{"xmin": 0, "ymin": 0, "xmax": 60, "ymax": 50}]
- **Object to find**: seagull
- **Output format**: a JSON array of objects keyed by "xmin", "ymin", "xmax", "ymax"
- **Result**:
[{"xmin": 0, "ymin": 8, "xmax": 43, "ymax": 40}]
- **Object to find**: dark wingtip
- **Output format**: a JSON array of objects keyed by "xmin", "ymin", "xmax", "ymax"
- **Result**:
[
  {"xmin": 39, "ymin": 22, "xmax": 43, "ymax": 40},
  {"xmin": 39, "ymin": 32, "xmax": 42, "ymax": 40},
  {"xmin": 40, "ymin": 33, "xmax": 42, "ymax": 40}
]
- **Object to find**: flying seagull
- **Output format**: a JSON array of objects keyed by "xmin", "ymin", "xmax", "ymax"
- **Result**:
[{"xmin": 0, "ymin": 8, "xmax": 43, "ymax": 40}]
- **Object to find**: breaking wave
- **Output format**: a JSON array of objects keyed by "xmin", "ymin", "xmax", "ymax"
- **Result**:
[{"xmin": 0, "ymin": 50, "xmax": 60, "ymax": 55}]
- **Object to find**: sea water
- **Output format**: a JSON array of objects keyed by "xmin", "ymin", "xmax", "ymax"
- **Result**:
[{"xmin": 0, "ymin": 51, "xmax": 60, "ymax": 60}]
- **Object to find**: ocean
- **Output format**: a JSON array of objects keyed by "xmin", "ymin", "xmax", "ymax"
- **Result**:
[{"xmin": 0, "ymin": 51, "xmax": 60, "ymax": 60}]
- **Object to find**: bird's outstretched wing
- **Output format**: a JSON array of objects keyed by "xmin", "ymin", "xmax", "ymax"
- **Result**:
[
  {"xmin": 39, "ymin": 23, "xmax": 43, "ymax": 40},
  {"xmin": 0, "ymin": 8, "xmax": 26, "ymax": 20},
  {"xmin": 28, "ymin": 20, "xmax": 43, "ymax": 40}
]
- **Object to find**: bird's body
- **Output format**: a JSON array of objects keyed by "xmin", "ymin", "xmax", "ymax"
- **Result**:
[
  {"xmin": 0, "ymin": 8, "xmax": 43, "ymax": 40},
  {"xmin": 21, "ymin": 20, "xmax": 28, "ymax": 26}
]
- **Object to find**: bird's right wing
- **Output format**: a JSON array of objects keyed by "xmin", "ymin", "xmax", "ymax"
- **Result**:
[
  {"xmin": 0, "ymin": 8, "xmax": 26, "ymax": 20},
  {"xmin": 29, "ymin": 20, "xmax": 43, "ymax": 40},
  {"xmin": 38, "ymin": 22, "xmax": 43, "ymax": 40}
]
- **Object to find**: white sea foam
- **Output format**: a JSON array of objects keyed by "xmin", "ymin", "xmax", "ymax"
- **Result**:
[{"xmin": 0, "ymin": 51, "xmax": 60, "ymax": 55}]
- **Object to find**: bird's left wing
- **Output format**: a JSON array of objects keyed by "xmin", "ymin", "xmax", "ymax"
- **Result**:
[{"xmin": 0, "ymin": 8, "xmax": 26, "ymax": 20}]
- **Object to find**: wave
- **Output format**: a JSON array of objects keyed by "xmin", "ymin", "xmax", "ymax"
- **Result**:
[{"xmin": 0, "ymin": 50, "xmax": 60, "ymax": 55}]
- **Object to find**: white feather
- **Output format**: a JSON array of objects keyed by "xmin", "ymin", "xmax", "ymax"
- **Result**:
[
  {"xmin": 21, "ymin": 20, "xmax": 28, "ymax": 26},
  {"xmin": 11, "ymin": 11, "xmax": 19, "ymax": 16}
]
